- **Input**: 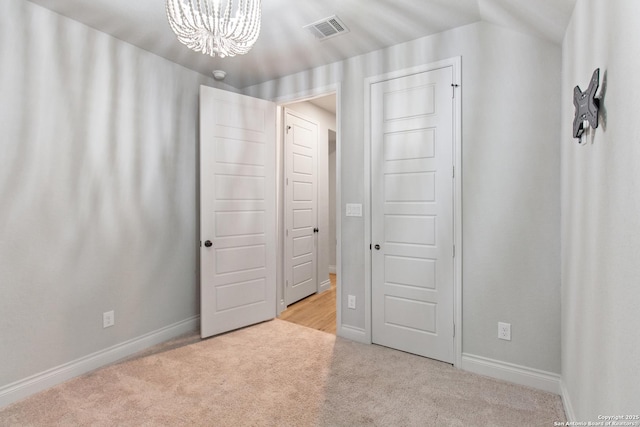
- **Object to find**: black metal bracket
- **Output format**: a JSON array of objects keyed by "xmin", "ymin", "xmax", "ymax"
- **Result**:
[{"xmin": 573, "ymin": 68, "xmax": 600, "ymax": 140}]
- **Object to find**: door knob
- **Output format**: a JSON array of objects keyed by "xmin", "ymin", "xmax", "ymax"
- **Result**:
[
  {"xmin": 313, "ymin": 228, "xmax": 319, "ymax": 233},
  {"xmin": 204, "ymin": 240, "xmax": 213, "ymax": 248},
  {"xmin": 374, "ymin": 244, "xmax": 380, "ymax": 250}
]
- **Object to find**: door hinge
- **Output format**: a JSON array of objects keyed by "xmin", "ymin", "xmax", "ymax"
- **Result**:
[
  {"xmin": 453, "ymin": 245, "xmax": 456, "ymax": 257},
  {"xmin": 452, "ymin": 166, "xmax": 455, "ymax": 179},
  {"xmin": 451, "ymin": 83, "xmax": 459, "ymax": 98},
  {"xmin": 286, "ymin": 229, "xmax": 289, "ymax": 237},
  {"xmin": 453, "ymin": 323, "xmax": 456, "ymax": 337},
  {"xmin": 286, "ymin": 280, "xmax": 289, "ymax": 287},
  {"xmin": 286, "ymin": 178, "xmax": 289, "ymax": 185}
]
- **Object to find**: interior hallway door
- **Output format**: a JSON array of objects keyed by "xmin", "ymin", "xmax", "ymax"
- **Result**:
[
  {"xmin": 371, "ymin": 66, "xmax": 455, "ymax": 363},
  {"xmin": 284, "ymin": 111, "xmax": 319, "ymax": 305},
  {"xmin": 200, "ymin": 86, "xmax": 276, "ymax": 339}
]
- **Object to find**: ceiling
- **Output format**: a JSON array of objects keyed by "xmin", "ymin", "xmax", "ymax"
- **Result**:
[
  {"xmin": 308, "ymin": 94, "xmax": 337, "ymax": 115},
  {"xmin": 25, "ymin": 0, "xmax": 576, "ymax": 89}
]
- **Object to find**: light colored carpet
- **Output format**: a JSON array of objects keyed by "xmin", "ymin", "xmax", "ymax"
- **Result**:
[{"xmin": 0, "ymin": 319, "xmax": 565, "ymax": 426}]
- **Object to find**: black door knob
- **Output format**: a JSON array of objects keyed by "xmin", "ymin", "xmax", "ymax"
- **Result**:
[
  {"xmin": 313, "ymin": 228, "xmax": 319, "ymax": 233},
  {"xmin": 374, "ymin": 244, "xmax": 380, "ymax": 250},
  {"xmin": 204, "ymin": 240, "xmax": 213, "ymax": 248}
]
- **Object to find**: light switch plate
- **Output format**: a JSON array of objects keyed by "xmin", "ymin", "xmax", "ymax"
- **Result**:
[
  {"xmin": 346, "ymin": 203, "xmax": 362, "ymax": 217},
  {"xmin": 347, "ymin": 295, "xmax": 356, "ymax": 309}
]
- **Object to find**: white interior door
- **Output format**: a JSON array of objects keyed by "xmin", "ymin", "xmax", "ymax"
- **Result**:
[
  {"xmin": 284, "ymin": 111, "xmax": 318, "ymax": 305},
  {"xmin": 371, "ymin": 67, "xmax": 455, "ymax": 363},
  {"xmin": 200, "ymin": 86, "xmax": 276, "ymax": 339}
]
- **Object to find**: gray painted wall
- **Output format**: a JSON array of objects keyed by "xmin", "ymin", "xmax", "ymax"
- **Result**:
[
  {"xmin": 0, "ymin": 0, "xmax": 219, "ymax": 387},
  {"xmin": 244, "ymin": 21, "xmax": 562, "ymax": 373},
  {"xmin": 561, "ymin": 0, "xmax": 640, "ymax": 418}
]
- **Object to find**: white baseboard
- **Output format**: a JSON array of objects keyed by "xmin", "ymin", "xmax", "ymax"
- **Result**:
[
  {"xmin": 560, "ymin": 380, "xmax": 576, "ymax": 422},
  {"xmin": 328, "ymin": 265, "xmax": 336, "ymax": 274},
  {"xmin": 338, "ymin": 325, "xmax": 368, "ymax": 344},
  {"xmin": 460, "ymin": 353, "xmax": 560, "ymax": 394},
  {"xmin": 0, "ymin": 316, "xmax": 200, "ymax": 409},
  {"xmin": 319, "ymin": 279, "xmax": 331, "ymax": 292}
]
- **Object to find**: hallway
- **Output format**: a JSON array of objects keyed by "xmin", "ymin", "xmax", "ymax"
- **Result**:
[{"xmin": 279, "ymin": 274, "xmax": 336, "ymax": 334}]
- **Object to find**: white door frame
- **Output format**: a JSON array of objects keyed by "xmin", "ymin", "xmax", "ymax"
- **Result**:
[
  {"xmin": 364, "ymin": 57, "xmax": 463, "ymax": 367},
  {"xmin": 271, "ymin": 84, "xmax": 342, "ymax": 318}
]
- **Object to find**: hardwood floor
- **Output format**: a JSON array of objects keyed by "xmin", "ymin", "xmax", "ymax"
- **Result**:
[{"xmin": 278, "ymin": 274, "xmax": 336, "ymax": 334}]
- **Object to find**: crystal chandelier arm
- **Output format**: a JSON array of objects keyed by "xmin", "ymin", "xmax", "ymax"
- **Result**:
[
  {"xmin": 167, "ymin": 0, "xmax": 199, "ymax": 42},
  {"xmin": 222, "ymin": 0, "xmax": 233, "ymax": 35},
  {"xmin": 201, "ymin": 0, "xmax": 215, "ymax": 54},
  {"xmin": 230, "ymin": 0, "xmax": 260, "ymax": 44},
  {"xmin": 232, "ymin": 0, "xmax": 255, "ymax": 41},
  {"xmin": 203, "ymin": 0, "xmax": 214, "ymax": 33}
]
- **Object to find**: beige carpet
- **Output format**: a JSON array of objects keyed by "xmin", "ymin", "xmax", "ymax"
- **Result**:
[{"xmin": 0, "ymin": 319, "xmax": 565, "ymax": 426}]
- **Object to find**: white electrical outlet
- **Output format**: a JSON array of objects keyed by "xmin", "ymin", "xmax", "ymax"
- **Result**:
[
  {"xmin": 103, "ymin": 310, "xmax": 115, "ymax": 328},
  {"xmin": 498, "ymin": 322, "xmax": 511, "ymax": 341},
  {"xmin": 347, "ymin": 295, "xmax": 356, "ymax": 309}
]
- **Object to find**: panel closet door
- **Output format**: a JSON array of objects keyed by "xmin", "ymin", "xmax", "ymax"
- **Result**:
[{"xmin": 371, "ymin": 67, "xmax": 455, "ymax": 363}]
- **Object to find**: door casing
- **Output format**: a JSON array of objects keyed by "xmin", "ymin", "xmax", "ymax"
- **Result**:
[
  {"xmin": 364, "ymin": 57, "xmax": 463, "ymax": 367},
  {"xmin": 271, "ymin": 85, "xmax": 342, "ymax": 321}
]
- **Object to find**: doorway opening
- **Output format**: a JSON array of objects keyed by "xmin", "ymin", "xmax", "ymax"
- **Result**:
[{"xmin": 276, "ymin": 93, "xmax": 338, "ymax": 335}]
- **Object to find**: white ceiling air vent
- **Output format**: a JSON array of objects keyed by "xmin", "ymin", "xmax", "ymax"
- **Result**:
[{"xmin": 303, "ymin": 15, "xmax": 350, "ymax": 41}]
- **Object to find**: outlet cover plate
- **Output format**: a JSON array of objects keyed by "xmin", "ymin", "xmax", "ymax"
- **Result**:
[
  {"xmin": 498, "ymin": 322, "xmax": 511, "ymax": 341},
  {"xmin": 103, "ymin": 310, "xmax": 115, "ymax": 328}
]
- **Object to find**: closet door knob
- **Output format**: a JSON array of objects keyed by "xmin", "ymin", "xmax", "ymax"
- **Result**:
[
  {"xmin": 204, "ymin": 240, "xmax": 213, "ymax": 248},
  {"xmin": 374, "ymin": 244, "xmax": 380, "ymax": 250}
]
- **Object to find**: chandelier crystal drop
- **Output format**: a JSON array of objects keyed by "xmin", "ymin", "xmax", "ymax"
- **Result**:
[{"xmin": 165, "ymin": 0, "xmax": 261, "ymax": 58}]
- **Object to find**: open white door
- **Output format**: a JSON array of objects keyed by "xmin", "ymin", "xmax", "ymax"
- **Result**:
[
  {"xmin": 284, "ymin": 111, "xmax": 319, "ymax": 305},
  {"xmin": 200, "ymin": 86, "xmax": 276, "ymax": 338}
]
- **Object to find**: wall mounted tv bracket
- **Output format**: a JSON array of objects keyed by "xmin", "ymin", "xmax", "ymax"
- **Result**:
[{"xmin": 573, "ymin": 68, "xmax": 600, "ymax": 140}]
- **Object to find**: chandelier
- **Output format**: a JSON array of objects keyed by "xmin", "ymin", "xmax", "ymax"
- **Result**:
[{"xmin": 165, "ymin": 0, "xmax": 261, "ymax": 58}]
